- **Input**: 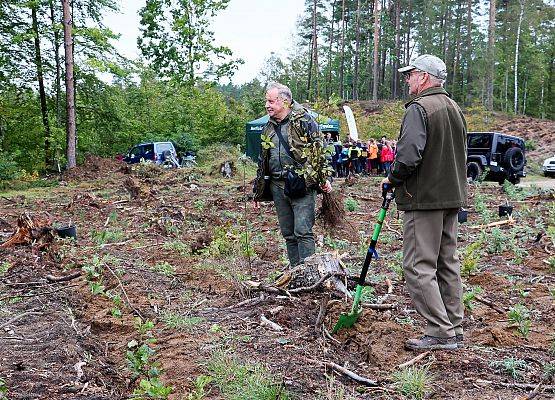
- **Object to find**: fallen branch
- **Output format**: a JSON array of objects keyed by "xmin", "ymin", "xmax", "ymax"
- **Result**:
[
  {"xmin": 469, "ymin": 217, "xmax": 514, "ymax": 230},
  {"xmin": 260, "ymin": 315, "xmax": 283, "ymax": 331},
  {"xmin": 475, "ymin": 296, "xmax": 507, "ymax": 314},
  {"xmin": 366, "ymin": 303, "xmax": 395, "ymax": 310},
  {"xmin": 525, "ymin": 380, "xmax": 544, "ymax": 400},
  {"xmin": 45, "ymin": 271, "xmax": 82, "ymax": 283},
  {"xmin": 104, "ymin": 264, "xmax": 142, "ymax": 319},
  {"xmin": 314, "ymin": 295, "xmax": 329, "ymax": 330},
  {"xmin": 322, "ymin": 325, "xmax": 341, "ymax": 344},
  {"xmin": 289, "ymin": 272, "xmax": 334, "ymax": 294},
  {"xmin": 0, "ymin": 310, "xmax": 43, "ymax": 330},
  {"xmin": 397, "ymin": 351, "xmax": 431, "ymax": 369},
  {"xmin": 325, "ymin": 361, "xmax": 378, "ymax": 387}
]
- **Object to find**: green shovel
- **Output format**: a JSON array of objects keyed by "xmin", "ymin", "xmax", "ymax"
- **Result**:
[{"xmin": 332, "ymin": 184, "xmax": 394, "ymax": 333}]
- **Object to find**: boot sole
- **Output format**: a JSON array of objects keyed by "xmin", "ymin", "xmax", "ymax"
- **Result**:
[{"xmin": 405, "ymin": 343, "xmax": 458, "ymax": 351}]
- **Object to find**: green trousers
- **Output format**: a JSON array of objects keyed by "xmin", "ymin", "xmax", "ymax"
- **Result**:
[
  {"xmin": 270, "ymin": 181, "xmax": 316, "ymax": 266},
  {"xmin": 402, "ymin": 209, "xmax": 464, "ymax": 338}
]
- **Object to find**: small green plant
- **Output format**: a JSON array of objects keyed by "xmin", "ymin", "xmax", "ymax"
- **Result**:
[
  {"xmin": 161, "ymin": 311, "xmax": 204, "ymax": 331},
  {"xmin": 323, "ymin": 236, "xmax": 349, "ymax": 250},
  {"xmin": 547, "ymin": 256, "xmax": 555, "ymax": 273},
  {"xmin": 463, "ymin": 286, "xmax": 482, "ymax": 311},
  {"xmin": 508, "ymin": 304, "xmax": 531, "ymax": 338},
  {"xmin": 524, "ymin": 139, "xmax": 537, "ymax": 151},
  {"xmin": 149, "ymin": 262, "xmax": 176, "ymax": 277},
  {"xmin": 127, "ymin": 339, "xmax": 156, "ymax": 378},
  {"xmin": 543, "ymin": 361, "xmax": 555, "ymax": 380},
  {"xmin": 392, "ymin": 366, "xmax": 433, "ymax": 400},
  {"xmin": 488, "ymin": 227, "xmax": 508, "ymax": 254},
  {"xmin": 163, "ymin": 240, "xmax": 190, "ymax": 256},
  {"xmin": 91, "ymin": 228, "xmax": 125, "ymax": 245},
  {"xmin": 133, "ymin": 377, "xmax": 173, "ymax": 399},
  {"xmin": 0, "ymin": 377, "xmax": 7, "ymax": 397},
  {"xmin": 388, "ymin": 250, "xmax": 404, "ymax": 280},
  {"xmin": 89, "ymin": 281, "xmax": 106, "ymax": 295},
  {"xmin": 126, "ymin": 318, "xmax": 172, "ymax": 400},
  {"xmin": 206, "ymin": 349, "xmax": 290, "ymax": 399},
  {"xmin": 0, "ymin": 262, "xmax": 10, "ymax": 276},
  {"xmin": 193, "ymin": 199, "xmax": 205, "ymax": 211},
  {"xmin": 460, "ymin": 241, "xmax": 483, "ymax": 277},
  {"xmin": 352, "ymin": 286, "xmax": 375, "ymax": 303},
  {"xmin": 344, "ymin": 198, "xmax": 359, "ymax": 212},
  {"xmin": 187, "ymin": 375, "xmax": 213, "ymax": 400},
  {"xmin": 490, "ymin": 357, "xmax": 527, "ymax": 380},
  {"xmin": 240, "ymin": 231, "xmax": 256, "ymax": 258}
]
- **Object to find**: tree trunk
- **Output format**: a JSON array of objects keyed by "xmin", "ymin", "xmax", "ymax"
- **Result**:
[
  {"xmin": 49, "ymin": 0, "xmax": 62, "ymax": 127},
  {"xmin": 339, "ymin": 0, "xmax": 346, "ymax": 99},
  {"xmin": 465, "ymin": 0, "xmax": 472, "ymax": 105},
  {"xmin": 404, "ymin": 0, "xmax": 412, "ymax": 98},
  {"xmin": 353, "ymin": 0, "xmax": 361, "ymax": 100},
  {"xmin": 31, "ymin": 5, "xmax": 52, "ymax": 169},
  {"xmin": 514, "ymin": 0, "xmax": 524, "ymax": 114},
  {"xmin": 307, "ymin": 35, "xmax": 314, "ymax": 100},
  {"xmin": 311, "ymin": 0, "xmax": 319, "ymax": 99},
  {"xmin": 326, "ymin": 0, "xmax": 337, "ymax": 99},
  {"xmin": 372, "ymin": 0, "xmax": 380, "ymax": 101},
  {"xmin": 62, "ymin": 0, "xmax": 76, "ymax": 169},
  {"xmin": 392, "ymin": 0, "xmax": 401, "ymax": 99},
  {"xmin": 485, "ymin": 0, "xmax": 496, "ymax": 111}
]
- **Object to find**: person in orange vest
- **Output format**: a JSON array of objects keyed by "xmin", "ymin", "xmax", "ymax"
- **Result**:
[{"xmin": 367, "ymin": 138, "xmax": 379, "ymax": 175}]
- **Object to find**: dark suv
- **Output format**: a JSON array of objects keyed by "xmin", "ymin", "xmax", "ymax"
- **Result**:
[
  {"xmin": 123, "ymin": 142, "xmax": 180, "ymax": 167},
  {"xmin": 467, "ymin": 132, "xmax": 526, "ymax": 184}
]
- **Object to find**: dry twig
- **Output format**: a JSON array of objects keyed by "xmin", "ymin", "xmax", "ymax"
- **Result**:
[{"xmin": 397, "ymin": 351, "xmax": 431, "ymax": 369}]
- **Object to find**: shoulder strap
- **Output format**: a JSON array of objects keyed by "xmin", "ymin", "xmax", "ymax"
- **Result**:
[{"xmin": 273, "ymin": 123, "xmax": 294, "ymax": 159}]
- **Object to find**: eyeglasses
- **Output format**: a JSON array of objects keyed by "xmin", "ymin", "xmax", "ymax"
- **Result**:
[{"xmin": 404, "ymin": 70, "xmax": 426, "ymax": 81}]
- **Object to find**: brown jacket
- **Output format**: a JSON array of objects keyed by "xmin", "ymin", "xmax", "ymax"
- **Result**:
[{"xmin": 388, "ymin": 87, "xmax": 467, "ymax": 211}]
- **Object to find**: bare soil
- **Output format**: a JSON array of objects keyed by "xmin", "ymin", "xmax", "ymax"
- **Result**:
[{"xmin": 1, "ymin": 127, "xmax": 554, "ymax": 399}]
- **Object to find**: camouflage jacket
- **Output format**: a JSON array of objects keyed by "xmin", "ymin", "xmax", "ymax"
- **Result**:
[{"xmin": 254, "ymin": 102, "xmax": 322, "ymax": 199}]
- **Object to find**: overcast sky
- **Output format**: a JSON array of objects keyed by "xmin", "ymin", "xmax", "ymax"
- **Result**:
[{"xmin": 103, "ymin": 0, "xmax": 305, "ymax": 84}]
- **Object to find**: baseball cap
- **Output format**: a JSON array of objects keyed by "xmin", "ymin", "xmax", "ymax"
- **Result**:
[{"xmin": 398, "ymin": 54, "xmax": 447, "ymax": 80}]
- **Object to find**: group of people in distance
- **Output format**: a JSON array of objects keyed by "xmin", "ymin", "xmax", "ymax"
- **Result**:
[{"xmin": 325, "ymin": 134, "xmax": 397, "ymax": 177}]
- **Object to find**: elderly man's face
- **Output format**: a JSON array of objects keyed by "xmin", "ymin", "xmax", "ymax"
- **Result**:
[
  {"xmin": 405, "ymin": 70, "xmax": 427, "ymax": 95},
  {"xmin": 265, "ymin": 88, "xmax": 289, "ymax": 119}
]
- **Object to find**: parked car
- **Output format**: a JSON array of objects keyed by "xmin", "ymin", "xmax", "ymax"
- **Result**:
[
  {"xmin": 123, "ymin": 142, "xmax": 180, "ymax": 168},
  {"xmin": 466, "ymin": 132, "xmax": 526, "ymax": 185},
  {"xmin": 543, "ymin": 155, "xmax": 555, "ymax": 178}
]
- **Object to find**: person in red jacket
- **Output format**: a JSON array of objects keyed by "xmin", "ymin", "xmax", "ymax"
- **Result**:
[{"xmin": 380, "ymin": 141, "xmax": 394, "ymax": 175}]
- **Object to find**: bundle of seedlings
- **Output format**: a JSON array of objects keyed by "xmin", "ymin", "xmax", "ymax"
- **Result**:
[{"xmin": 301, "ymin": 140, "xmax": 344, "ymax": 227}]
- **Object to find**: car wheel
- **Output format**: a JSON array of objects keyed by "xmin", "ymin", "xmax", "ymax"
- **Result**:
[
  {"xmin": 467, "ymin": 161, "xmax": 482, "ymax": 182},
  {"xmin": 503, "ymin": 147, "xmax": 525, "ymax": 173}
]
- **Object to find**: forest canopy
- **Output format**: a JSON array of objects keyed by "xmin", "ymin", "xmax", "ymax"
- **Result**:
[{"xmin": 0, "ymin": 0, "xmax": 553, "ymax": 176}]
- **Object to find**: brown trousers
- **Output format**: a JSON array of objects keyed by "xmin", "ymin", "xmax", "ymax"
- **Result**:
[{"xmin": 403, "ymin": 209, "xmax": 464, "ymax": 338}]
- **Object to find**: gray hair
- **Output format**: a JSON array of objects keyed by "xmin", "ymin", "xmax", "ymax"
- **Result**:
[
  {"xmin": 266, "ymin": 82, "xmax": 292, "ymax": 103},
  {"xmin": 428, "ymin": 74, "xmax": 445, "ymax": 87}
]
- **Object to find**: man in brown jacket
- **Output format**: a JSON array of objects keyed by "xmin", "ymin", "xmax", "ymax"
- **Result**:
[{"xmin": 382, "ymin": 55, "xmax": 467, "ymax": 350}]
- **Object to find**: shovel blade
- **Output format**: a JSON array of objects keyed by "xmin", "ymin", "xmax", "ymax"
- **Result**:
[{"xmin": 332, "ymin": 308, "xmax": 361, "ymax": 334}]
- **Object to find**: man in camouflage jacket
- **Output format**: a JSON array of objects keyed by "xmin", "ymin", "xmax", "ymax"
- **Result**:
[{"xmin": 254, "ymin": 82, "xmax": 331, "ymax": 267}]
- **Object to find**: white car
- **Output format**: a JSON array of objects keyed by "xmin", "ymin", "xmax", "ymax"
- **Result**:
[{"xmin": 543, "ymin": 155, "xmax": 555, "ymax": 177}]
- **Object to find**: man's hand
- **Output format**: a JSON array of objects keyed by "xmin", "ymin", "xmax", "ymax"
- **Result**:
[
  {"xmin": 320, "ymin": 180, "xmax": 332, "ymax": 193},
  {"xmin": 381, "ymin": 177, "xmax": 391, "ymax": 192}
]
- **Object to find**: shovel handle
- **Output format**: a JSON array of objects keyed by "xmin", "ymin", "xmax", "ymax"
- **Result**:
[{"xmin": 357, "ymin": 192, "xmax": 394, "ymax": 287}]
